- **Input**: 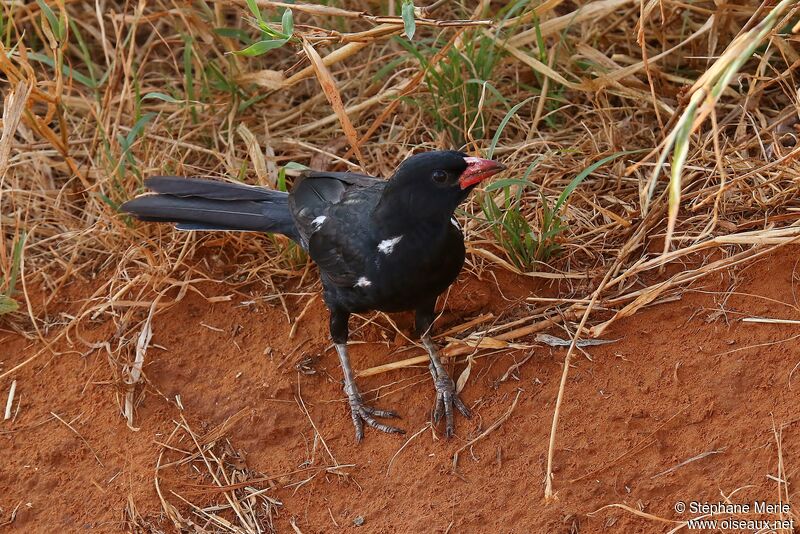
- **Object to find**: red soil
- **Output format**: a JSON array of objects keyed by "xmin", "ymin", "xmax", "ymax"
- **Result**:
[{"xmin": 2, "ymin": 248, "xmax": 800, "ymax": 533}]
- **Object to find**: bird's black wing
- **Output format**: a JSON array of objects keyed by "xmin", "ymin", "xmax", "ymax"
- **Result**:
[
  {"xmin": 288, "ymin": 170, "xmax": 381, "ymax": 243},
  {"xmin": 288, "ymin": 170, "xmax": 385, "ymax": 287}
]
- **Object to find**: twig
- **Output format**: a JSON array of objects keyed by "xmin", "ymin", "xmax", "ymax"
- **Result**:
[
  {"xmin": 51, "ymin": 412, "xmax": 104, "ymax": 467},
  {"xmin": 296, "ymin": 376, "xmax": 340, "ymax": 469},
  {"xmin": 4, "ymin": 380, "xmax": 16, "ymax": 421},
  {"xmin": 124, "ymin": 297, "xmax": 159, "ymax": 430},
  {"xmin": 571, "ymin": 407, "xmax": 688, "ymax": 483},
  {"xmin": 742, "ymin": 317, "xmax": 800, "ymax": 325},
  {"xmin": 495, "ymin": 353, "xmax": 533, "ymax": 385},
  {"xmin": 290, "ymin": 294, "xmax": 318, "ymax": 339},
  {"xmin": 452, "ymin": 390, "xmax": 521, "ymax": 471},
  {"xmin": 544, "ymin": 266, "xmax": 617, "ymax": 501},
  {"xmin": 650, "ymin": 449, "xmax": 724, "ymax": 479},
  {"xmin": 386, "ymin": 423, "xmax": 431, "ymax": 476}
]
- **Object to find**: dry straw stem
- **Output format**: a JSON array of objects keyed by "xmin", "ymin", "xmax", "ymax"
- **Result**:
[
  {"xmin": 544, "ymin": 264, "xmax": 616, "ymax": 501},
  {"xmin": 3, "ymin": 380, "xmax": 16, "ymax": 421},
  {"xmin": 591, "ymin": 227, "xmax": 800, "ymax": 336},
  {"xmin": 301, "ymin": 38, "xmax": 367, "ymax": 169},
  {"xmin": 587, "ymin": 503, "xmax": 682, "ymax": 527},
  {"xmin": 770, "ymin": 421, "xmax": 793, "ymax": 523},
  {"xmin": 743, "ymin": 317, "xmax": 800, "ymax": 325},
  {"xmin": 650, "ymin": 448, "xmax": 724, "ymax": 479},
  {"xmin": 357, "ymin": 309, "xmax": 579, "ymax": 378},
  {"xmin": 452, "ymin": 389, "xmax": 522, "ymax": 471},
  {"xmin": 507, "ymin": 0, "xmax": 635, "ymax": 49},
  {"xmin": 155, "ymin": 414, "xmax": 281, "ymax": 533},
  {"xmin": 50, "ymin": 411, "xmax": 105, "ymax": 467},
  {"xmin": 123, "ymin": 297, "xmax": 158, "ymax": 430},
  {"xmin": 0, "ymin": 82, "xmax": 31, "ymax": 180},
  {"xmin": 231, "ymin": 0, "xmax": 492, "ymax": 27},
  {"xmin": 639, "ymin": 0, "xmax": 800, "ymax": 257},
  {"xmin": 240, "ymin": 0, "xmax": 492, "ymax": 88},
  {"xmin": 386, "ymin": 422, "xmax": 432, "ymax": 476}
]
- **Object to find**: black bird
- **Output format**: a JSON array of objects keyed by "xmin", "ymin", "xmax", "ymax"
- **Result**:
[{"xmin": 121, "ymin": 151, "xmax": 506, "ymax": 440}]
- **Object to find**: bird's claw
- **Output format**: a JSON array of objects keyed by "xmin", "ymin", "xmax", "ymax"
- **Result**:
[
  {"xmin": 432, "ymin": 373, "xmax": 471, "ymax": 439},
  {"xmin": 347, "ymin": 393, "xmax": 404, "ymax": 442}
]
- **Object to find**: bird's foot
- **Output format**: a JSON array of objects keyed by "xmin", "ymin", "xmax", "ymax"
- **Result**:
[
  {"xmin": 336, "ymin": 341, "xmax": 404, "ymax": 442},
  {"xmin": 346, "ymin": 391, "xmax": 404, "ymax": 443},
  {"xmin": 431, "ymin": 370, "xmax": 471, "ymax": 439}
]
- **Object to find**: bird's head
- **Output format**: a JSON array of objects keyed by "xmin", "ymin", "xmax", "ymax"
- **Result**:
[{"xmin": 377, "ymin": 150, "xmax": 506, "ymax": 222}]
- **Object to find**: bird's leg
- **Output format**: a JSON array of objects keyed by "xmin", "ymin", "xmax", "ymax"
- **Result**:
[
  {"xmin": 330, "ymin": 309, "xmax": 403, "ymax": 442},
  {"xmin": 415, "ymin": 302, "xmax": 471, "ymax": 438}
]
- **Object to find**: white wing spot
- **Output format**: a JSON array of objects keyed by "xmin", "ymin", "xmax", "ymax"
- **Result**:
[
  {"xmin": 451, "ymin": 217, "xmax": 461, "ymax": 230},
  {"xmin": 311, "ymin": 216, "xmax": 326, "ymax": 230},
  {"xmin": 377, "ymin": 235, "xmax": 403, "ymax": 255},
  {"xmin": 355, "ymin": 277, "xmax": 372, "ymax": 288}
]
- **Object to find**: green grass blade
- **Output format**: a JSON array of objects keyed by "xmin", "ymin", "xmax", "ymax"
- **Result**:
[
  {"xmin": 68, "ymin": 19, "xmax": 98, "ymax": 89},
  {"xmin": 488, "ymin": 96, "xmax": 535, "ymax": 158},
  {"xmin": 402, "ymin": 1, "xmax": 416, "ymax": 40},
  {"xmin": 464, "ymin": 79, "xmax": 507, "ymax": 106},
  {"xmin": 0, "ymin": 295, "xmax": 19, "ymax": 315},
  {"xmin": 182, "ymin": 35, "xmax": 197, "ymax": 122},
  {"xmin": 125, "ymin": 112, "xmax": 155, "ymax": 147},
  {"xmin": 6, "ymin": 231, "xmax": 26, "ymax": 297},
  {"xmin": 281, "ymin": 8, "xmax": 293, "ymax": 36},
  {"xmin": 245, "ymin": 0, "xmax": 263, "ymax": 22},
  {"xmin": 27, "ymin": 52, "xmax": 96, "ymax": 88},
  {"xmin": 235, "ymin": 38, "xmax": 288, "ymax": 56},
  {"xmin": 0, "ymin": 230, "xmax": 26, "ymax": 314},
  {"xmin": 214, "ymin": 27, "xmax": 252, "ymax": 43},
  {"xmin": 36, "ymin": 0, "xmax": 63, "ymax": 41},
  {"xmin": 554, "ymin": 150, "xmax": 643, "ymax": 213},
  {"xmin": 142, "ymin": 92, "xmax": 181, "ymax": 103}
]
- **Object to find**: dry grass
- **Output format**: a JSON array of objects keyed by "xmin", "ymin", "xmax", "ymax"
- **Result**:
[
  {"xmin": 2, "ymin": 0, "xmax": 800, "ymax": 518},
  {"xmin": 150, "ymin": 411, "xmax": 284, "ymax": 533}
]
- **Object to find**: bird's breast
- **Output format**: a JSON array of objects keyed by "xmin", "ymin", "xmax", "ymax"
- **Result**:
[{"xmin": 357, "ymin": 223, "xmax": 465, "ymax": 312}]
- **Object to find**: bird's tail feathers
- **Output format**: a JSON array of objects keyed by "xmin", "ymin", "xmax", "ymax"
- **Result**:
[{"xmin": 121, "ymin": 177, "xmax": 300, "ymax": 240}]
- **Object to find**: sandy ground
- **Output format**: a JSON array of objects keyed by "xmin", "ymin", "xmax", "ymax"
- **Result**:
[{"xmin": 2, "ymin": 248, "xmax": 800, "ymax": 533}]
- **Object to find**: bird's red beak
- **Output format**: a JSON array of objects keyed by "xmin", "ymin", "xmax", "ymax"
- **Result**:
[{"xmin": 459, "ymin": 157, "xmax": 506, "ymax": 189}]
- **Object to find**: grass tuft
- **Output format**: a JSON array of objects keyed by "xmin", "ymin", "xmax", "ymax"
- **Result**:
[{"xmin": 0, "ymin": 231, "xmax": 25, "ymax": 316}]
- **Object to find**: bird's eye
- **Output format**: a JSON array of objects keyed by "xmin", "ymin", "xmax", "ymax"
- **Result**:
[{"xmin": 431, "ymin": 170, "xmax": 448, "ymax": 183}]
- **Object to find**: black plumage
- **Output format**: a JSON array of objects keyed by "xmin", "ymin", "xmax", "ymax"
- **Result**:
[
  {"xmin": 121, "ymin": 150, "xmax": 506, "ymax": 440},
  {"xmin": 121, "ymin": 176, "xmax": 299, "ymax": 237}
]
